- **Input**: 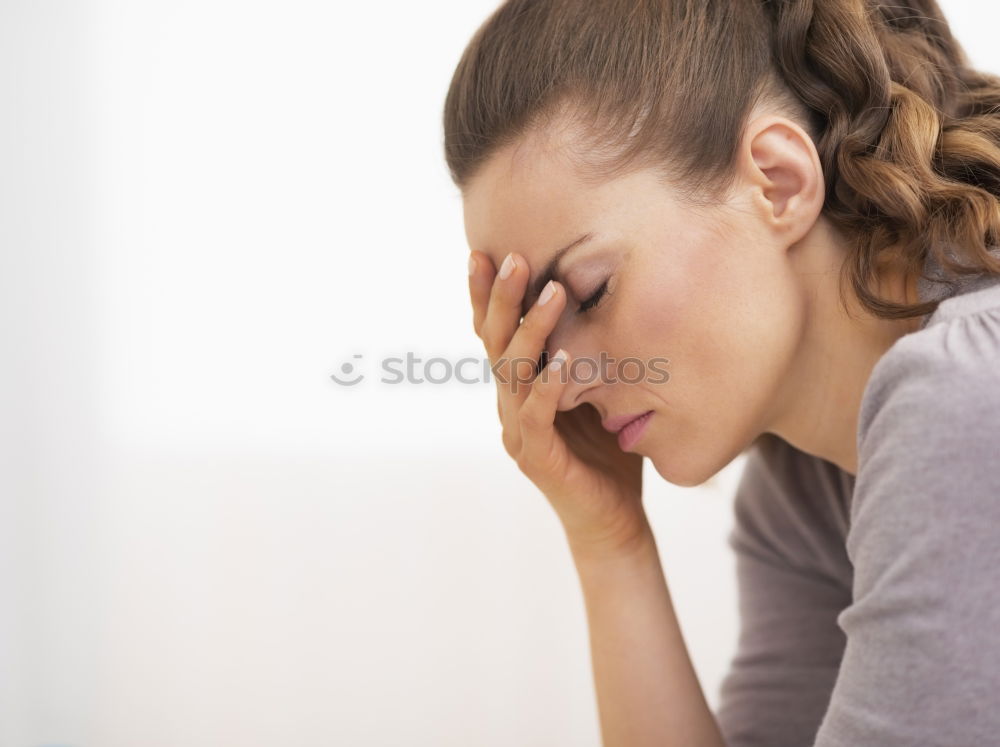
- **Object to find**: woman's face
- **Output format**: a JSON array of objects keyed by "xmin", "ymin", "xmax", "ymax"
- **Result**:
[{"xmin": 462, "ymin": 125, "xmax": 813, "ymax": 487}]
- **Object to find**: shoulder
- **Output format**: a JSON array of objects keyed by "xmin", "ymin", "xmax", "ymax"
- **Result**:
[
  {"xmin": 812, "ymin": 281, "xmax": 1000, "ymax": 744},
  {"xmin": 858, "ymin": 278, "xmax": 1000, "ymax": 454},
  {"xmin": 849, "ymin": 277, "xmax": 1000, "ymax": 568},
  {"xmin": 856, "ymin": 280, "xmax": 1000, "ymax": 489}
]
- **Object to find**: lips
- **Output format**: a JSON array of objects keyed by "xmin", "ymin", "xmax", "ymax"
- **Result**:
[{"xmin": 601, "ymin": 410, "xmax": 654, "ymax": 434}]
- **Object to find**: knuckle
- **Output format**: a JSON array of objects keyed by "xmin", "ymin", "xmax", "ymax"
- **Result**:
[
  {"xmin": 510, "ymin": 357, "xmax": 536, "ymax": 384},
  {"xmin": 501, "ymin": 428, "xmax": 519, "ymax": 457},
  {"xmin": 514, "ymin": 450, "xmax": 533, "ymax": 473},
  {"xmin": 481, "ymin": 327, "xmax": 502, "ymax": 356},
  {"xmin": 487, "ymin": 288, "xmax": 512, "ymax": 318},
  {"xmin": 493, "ymin": 358, "xmax": 512, "ymax": 385},
  {"xmin": 516, "ymin": 448, "xmax": 543, "ymax": 475},
  {"xmin": 512, "ymin": 314, "xmax": 543, "ymax": 347},
  {"xmin": 522, "ymin": 305, "xmax": 551, "ymax": 331},
  {"xmin": 519, "ymin": 404, "xmax": 543, "ymax": 431}
]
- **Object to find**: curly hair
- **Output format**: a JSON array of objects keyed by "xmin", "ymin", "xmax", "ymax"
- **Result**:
[{"xmin": 442, "ymin": 0, "xmax": 1000, "ymax": 321}]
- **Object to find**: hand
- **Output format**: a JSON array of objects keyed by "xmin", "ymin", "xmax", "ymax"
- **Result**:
[{"xmin": 468, "ymin": 250, "xmax": 648, "ymax": 557}]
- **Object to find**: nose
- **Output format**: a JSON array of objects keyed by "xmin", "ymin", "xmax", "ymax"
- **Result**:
[
  {"xmin": 540, "ymin": 341, "xmax": 611, "ymax": 413},
  {"xmin": 558, "ymin": 353, "xmax": 609, "ymax": 411}
]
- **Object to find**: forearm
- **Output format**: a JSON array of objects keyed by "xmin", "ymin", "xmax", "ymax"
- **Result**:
[{"xmin": 568, "ymin": 525, "xmax": 725, "ymax": 747}]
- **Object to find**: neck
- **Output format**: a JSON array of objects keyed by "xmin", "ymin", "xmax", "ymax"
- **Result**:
[{"xmin": 764, "ymin": 234, "xmax": 924, "ymax": 476}]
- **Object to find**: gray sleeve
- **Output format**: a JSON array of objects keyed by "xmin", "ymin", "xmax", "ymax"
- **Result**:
[
  {"xmin": 715, "ymin": 433, "xmax": 855, "ymax": 747},
  {"xmin": 813, "ymin": 308, "xmax": 1000, "ymax": 745}
]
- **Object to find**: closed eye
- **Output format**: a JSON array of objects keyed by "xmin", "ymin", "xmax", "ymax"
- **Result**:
[{"xmin": 577, "ymin": 279, "xmax": 610, "ymax": 314}]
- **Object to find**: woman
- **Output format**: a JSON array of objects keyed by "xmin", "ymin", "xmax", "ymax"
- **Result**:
[{"xmin": 444, "ymin": 1, "xmax": 1000, "ymax": 745}]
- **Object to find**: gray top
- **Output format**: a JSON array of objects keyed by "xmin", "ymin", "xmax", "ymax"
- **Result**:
[{"xmin": 714, "ymin": 249, "xmax": 1000, "ymax": 746}]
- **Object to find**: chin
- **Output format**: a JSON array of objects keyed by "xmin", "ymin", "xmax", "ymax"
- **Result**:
[{"xmin": 647, "ymin": 448, "xmax": 721, "ymax": 489}]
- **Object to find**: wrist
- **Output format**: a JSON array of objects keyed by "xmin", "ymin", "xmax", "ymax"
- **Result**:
[{"xmin": 564, "ymin": 517, "xmax": 656, "ymax": 565}]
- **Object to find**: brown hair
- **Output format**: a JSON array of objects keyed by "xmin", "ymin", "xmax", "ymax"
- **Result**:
[{"xmin": 442, "ymin": 0, "xmax": 1000, "ymax": 321}]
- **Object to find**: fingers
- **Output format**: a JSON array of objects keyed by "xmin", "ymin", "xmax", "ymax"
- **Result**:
[
  {"xmin": 517, "ymin": 348, "xmax": 572, "ymax": 485},
  {"xmin": 468, "ymin": 251, "xmax": 494, "ymax": 338},
  {"xmin": 469, "ymin": 249, "xmax": 558, "ymax": 393},
  {"xmin": 503, "ymin": 277, "xmax": 565, "ymax": 391},
  {"xmin": 469, "ymin": 249, "xmax": 569, "ymax": 471},
  {"xmin": 477, "ymin": 252, "xmax": 529, "ymax": 361}
]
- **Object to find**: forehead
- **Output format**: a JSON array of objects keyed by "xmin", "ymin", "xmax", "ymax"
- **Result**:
[{"xmin": 462, "ymin": 129, "xmax": 600, "ymax": 266}]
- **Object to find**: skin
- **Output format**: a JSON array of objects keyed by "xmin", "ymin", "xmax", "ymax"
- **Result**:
[{"xmin": 463, "ymin": 103, "xmax": 923, "ymax": 490}]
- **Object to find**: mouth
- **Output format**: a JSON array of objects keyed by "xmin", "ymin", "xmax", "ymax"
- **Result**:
[
  {"xmin": 616, "ymin": 411, "xmax": 654, "ymax": 452},
  {"xmin": 601, "ymin": 410, "xmax": 655, "ymax": 434}
]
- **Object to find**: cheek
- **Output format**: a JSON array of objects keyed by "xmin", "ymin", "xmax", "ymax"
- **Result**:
[
  {"xmin": 623, "ymin": 261, "xmax": 720, "ymax": 352},
  {"xmin": 619, "ymin": 250, "xmax": 770, "ymax": 398}
]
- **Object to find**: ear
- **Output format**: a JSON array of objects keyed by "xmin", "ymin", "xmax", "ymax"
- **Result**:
[{"xmin": 739, "ymin": 116, "xmax": 825, "ymax": 246}]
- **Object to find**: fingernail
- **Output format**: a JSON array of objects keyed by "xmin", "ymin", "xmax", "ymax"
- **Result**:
[
  {"xmin": 549, "ymin": 348, "xmax": 568, "ymax": 371},
  {"xmin": 498, "ymin": 253, "xmax": 516, "ymax": 280},
  {"xmin": 468, "ymin": 254, "xmax": 477, "ymax": 276},
  {"xmin": 537, "ymin": 280, "xmax": 556, "ymax": 306}
]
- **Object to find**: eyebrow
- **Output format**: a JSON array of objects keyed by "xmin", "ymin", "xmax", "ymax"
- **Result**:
[{"xmin": 520, "ymin": 232, "xmax": 596, "ymax": 318}]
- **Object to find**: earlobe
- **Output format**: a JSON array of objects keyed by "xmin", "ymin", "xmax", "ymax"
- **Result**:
[{"xmin": 744, "ymin": 117, "xmax": 824, "ymax": 242}]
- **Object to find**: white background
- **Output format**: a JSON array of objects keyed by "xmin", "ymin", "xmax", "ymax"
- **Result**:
[{"xmin": 1, "ymin": 1, "xmax": 996, "ymax": 745}]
